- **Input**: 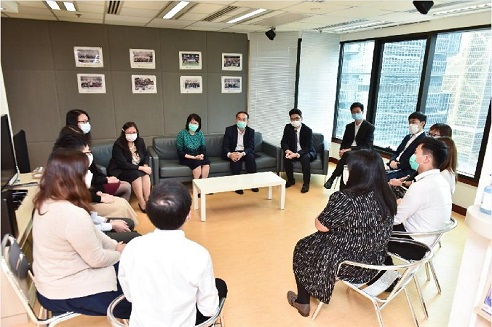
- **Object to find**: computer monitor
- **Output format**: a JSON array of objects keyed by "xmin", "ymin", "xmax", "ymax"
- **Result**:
[{"xmin": 1, "ymin": 114, "xmax": 19, "ymax": 189}]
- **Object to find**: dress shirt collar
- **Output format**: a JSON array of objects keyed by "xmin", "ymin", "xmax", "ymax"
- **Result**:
[
  {"xmin": 152, "ymin": 228, "xmax": 186, "ymax": 238},
  {"xmin": 414, "ymin": 169, "xmax": 440, "ymax": 182}
]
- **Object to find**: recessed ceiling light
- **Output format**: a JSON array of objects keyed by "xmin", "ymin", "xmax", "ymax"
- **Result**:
[
  {"xmin": 46, "ymin": 0, "xmax": 60, "ymax": 10},
  {"xmin": 227, "ymin": 8, "xmax": 267, "ymax": 24},
  {"xmin": 63, "ymin": 2, "xmax": 76, "ymax": 12},
  {"xmin": 163, "ymin": 1, "xmax": 190, "ymax": 19}
]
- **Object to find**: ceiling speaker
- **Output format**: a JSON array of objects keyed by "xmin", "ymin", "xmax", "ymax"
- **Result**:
[
  {"xmin": 413, "ymin": 1, "xmax": 434, "ymax": 15},
  {"xmin": 265, "ymin": 28, "xmax": 276, "ymax": 41}
]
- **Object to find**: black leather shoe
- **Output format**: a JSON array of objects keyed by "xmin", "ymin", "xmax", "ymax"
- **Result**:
[
  {"xmin": 251, "ymin": 188, "xmax": 259, "ymax": 192},
  {"xmin": 301, "ymin": 184, "xmax": 309, "ymax": 193},
  {"xmin": 285, "ymin": 180, "xmax": 295, "ymax": 188},
  {"xmin": 235, "ymin": 189, "xmax": 244, "ymax": 195},
  {"xmin": 324, "ymin": 177, "xmax": 335, "ymax": 189}
]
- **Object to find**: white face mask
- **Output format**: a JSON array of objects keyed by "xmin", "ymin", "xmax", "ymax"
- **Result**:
[
  {"xmin": 342, "ymin": 166, "xmax": 350, "ymax": 185},
  {"xmin": 291, "ymin": 120, "xmax": 302, "ymax": 128},
  {"xmin": 86, "ymin": 153, "xmax": 93, "ymax": 167},
  {"xmin": 84, "ymin": 170, "xmax": 93, "ymax": 188},
  {"xmin": 126, "ymin": 133, "xmax": 138, "ymax": 142},
  {"xmin": 409, "ymin": 123, "xmax": 419, "ymax": 135},
  {"xmin": 79, "ymin": 122, "xmax": 91, "ymax": 134}
]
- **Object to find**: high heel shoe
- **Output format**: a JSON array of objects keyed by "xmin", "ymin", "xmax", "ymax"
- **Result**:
[{"xmin": 138, "ymin": 203, "xmax": 146, "ymax": 213}]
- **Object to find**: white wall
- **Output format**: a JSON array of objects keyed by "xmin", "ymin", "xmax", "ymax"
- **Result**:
[{"xmin": 0, "ymin": 65, "xmax": 10, "ymax": 116}]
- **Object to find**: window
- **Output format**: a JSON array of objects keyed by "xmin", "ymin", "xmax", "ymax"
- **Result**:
[
  {"xmin": 334, "ymin": 41, "xmax": 374, "ymax": 139},
  {"xmin": 424, "ymin": 29, "xmax": 491, "ymax": 177}
]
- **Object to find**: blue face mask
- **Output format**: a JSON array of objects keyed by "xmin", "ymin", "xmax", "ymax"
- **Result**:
[
  {"xmin": 409, "ymin": 154, "xmax": 419, "ymax": 171},
  {"xmin": 237, "ymin": 121, "xmax": 247, "ymax": 129},
  {"xmin": 188, "ymin": 123, "xmax": 199, "ymax": 132},
  {"xmin": 351, "ymin": 112, "xmax": 363, "ymax": 121}
]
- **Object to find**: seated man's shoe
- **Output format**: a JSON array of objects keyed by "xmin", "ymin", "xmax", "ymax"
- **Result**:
[
  {"xmin": 287, "ymin": 291, "xmax": 310, "ymax": 317},
  {"xmin": 324, "ymin": 177, "xmax": 335, "ymax": 189},
  {"xmin": 301, "ymin": 184, "xmax": 309, "ymax": 193},
  {"xmin": 251, "ymin": 188, "xmax": 259, "ymax": 192},
  {"xmin": 235, "ymin": 189, "xmax": 244, "ymax": 195},
  {"xmin": 285, "ymin": 180, "xmax": 295, "ymax": 188}
]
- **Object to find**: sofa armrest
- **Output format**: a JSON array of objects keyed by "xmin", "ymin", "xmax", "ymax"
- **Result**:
[
  {"xmin": 262, "ymin": 141, "xmax": 281, "ymax": 174},
  {"xmin": 148, "ymin": 146, "xmax": 159, "ymax": 185}
]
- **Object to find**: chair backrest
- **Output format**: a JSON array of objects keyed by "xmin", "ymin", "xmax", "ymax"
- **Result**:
[
  {"xmin": 312, "ymin": 133, "xmax": 325, "ymax": 154},
  {"xmin": 1, "ymin": 234, "xmax": 79, "ymax": 326},
  {"xmin": 391, "ymin": 217, "xmax": 457, "ymax": 248},
  {"xmin": 107, "ymin": 294, "xmax": 226, "ymax": 327}
]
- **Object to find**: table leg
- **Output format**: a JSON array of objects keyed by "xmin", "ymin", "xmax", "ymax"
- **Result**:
[
  {"xmin": 267, "ymin": 186, "xmax": 272, "ymax": 200},
  {"xmin": 193, "ymin": 182, "xmax": 199, "ymax": 210},
  {"xmin": 280, "ymin": 184, "xmax": 285, "ymax": 210},
  {"xmin": 200, "ymin": 194, "xmax": 206, "ymax": 222}
]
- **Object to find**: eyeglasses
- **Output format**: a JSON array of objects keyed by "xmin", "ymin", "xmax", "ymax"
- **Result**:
[
  {"xmin": 78, "ymin": 120, "xmax": 90, "ymax": 124},
  {"xmin": 429, "ymin": 133, "xmax": 440, "ymax": 137}
]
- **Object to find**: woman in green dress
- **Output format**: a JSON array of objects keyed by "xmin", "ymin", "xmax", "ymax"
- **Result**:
[{"xmin": 176, "ymin": 114, "xmax": 210, "ymax": 179}]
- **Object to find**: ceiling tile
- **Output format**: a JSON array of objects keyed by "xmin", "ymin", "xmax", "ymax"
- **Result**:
[
  {"xmin": 147, "ymin": 18, "xmax": 194, "ymax": 29},
  {"xmin": 105, "ymin": 14, "xmax": 151, "ymax": 24},
  {"xmin": 76, "ymin": 2, "xmax": 105, "ymax": 14},
  {"xmin": 123, "ymin": 1, "xmax": 169, "ymax": 10},
  {"xmin": 188, "ymin": 3, "xmax": 227, "ymax": 14},
  {"xmin": 119, "ymin": 7, "xmax": 160, "ymax": 18}
]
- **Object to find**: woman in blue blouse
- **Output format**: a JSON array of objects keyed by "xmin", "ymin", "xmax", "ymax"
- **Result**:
[{"xmin": 176, "ymin": 114, "xmax": 210, "ymax": 179}]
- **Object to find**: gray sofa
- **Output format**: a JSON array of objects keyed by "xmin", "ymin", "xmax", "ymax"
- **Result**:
[
  {"xmin": 91, "ymin": 141, "xmax": 114, "ymax": 176},
  {"xmin": 148, "ymin": 132, "xmax": 279, "ymax": 185}
]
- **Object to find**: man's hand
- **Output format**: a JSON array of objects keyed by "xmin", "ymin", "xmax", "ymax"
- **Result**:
[
  {"xmin": 388, "ymin": 178, "xmax": 403, "ymax": 187},
  {"xmin": 110, "ymin": 219, "xmax": 130, "ymax": 232},
  {"xmin": 97, "ymin": 192, "xmax": 115, "ymax": 203},
  {"xmin": 339, "ymin": 148, "xmax": 351, "ymax": 157},
  {"xmin": 230, "ymin": 152, "xmax": 242, "ymax": 162},
  {"xmin": 285, "ymin": 152, "xmax": 299, "ymax": 160},
  {"xmin": 389, "ymin": 160, "xmax": 399, "ymax": 170}
]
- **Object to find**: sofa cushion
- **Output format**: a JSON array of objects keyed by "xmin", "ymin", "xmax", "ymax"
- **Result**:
[
  {"xmin": 91, "ymin": 141, "xmax": 114, "ymax": 175},
  {"xmin": 153, "ymin": 137, "xmax": 178, "ymax": 160},
  {"xmin": 204, "ymin": 134, "xmax": 224, "ymax": 158}
]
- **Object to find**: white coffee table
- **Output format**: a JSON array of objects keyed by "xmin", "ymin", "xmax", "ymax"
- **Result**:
[{"xmin": 192, "ymin": 171, "xmax": 286, "ymax": 222}]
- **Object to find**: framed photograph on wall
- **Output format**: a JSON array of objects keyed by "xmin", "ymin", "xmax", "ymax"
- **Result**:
[
  {"xmin": 221, "ymin": 76, "xmax": 242, "ymax": 93},
  {"xmin": 132, "ymin": 75, "xmax": 157, "ymax": 94},
  {"xmin": 222, "ymin": 53, "xmax": 242, "ymax": 71},
  {"xmin": 74, "ymin": 46, "xmax": 103, "ymax": 67},
  {"xmin": 129, "ymin": 49, "xmax": 155, "ymax": 69},
  {"xmin": 179, "ymin": 51, "xmax": 202, "ymax": 70},
  {"xmin": 180, "ymin": 76, "xmax": 202, "ymax": 94},
  {"xmin": 77, "ymin": 74, "xmax": 106, "ymax": 93}
]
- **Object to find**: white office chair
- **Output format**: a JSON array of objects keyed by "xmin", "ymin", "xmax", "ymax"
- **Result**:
[
  {"xmin": 1, "ymin": 234, "xmax": 81, "ymax": 326},
  {"xmin": 107, "ymin": 294, "xmax": 226, "ymax": 327},
  {"xmin": 311, "ymin": 238, "xmax": 433, "ymax": 327}
]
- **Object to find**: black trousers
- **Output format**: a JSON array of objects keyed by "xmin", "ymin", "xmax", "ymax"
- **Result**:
[
  {"xmin": 284, "ymin": 153, "xmax": 311, "ymax": 185},
  {"xmin": 330, "ymin": 151, "xmax": 350, "ymax": 178},
  {"xmin": 385, "ymin": 224, "xmax": 427, "ymax": 265},
  {"xmin": 228, "ymin": 153, "xmax": 257, "ymax": 175},
  {"xmin": 105, "ymin": 218, "xmax": 141, "ymax": 244},
  {"xmin": 195, "ymin": 278, "xmax": 228, "ymax": 324}
]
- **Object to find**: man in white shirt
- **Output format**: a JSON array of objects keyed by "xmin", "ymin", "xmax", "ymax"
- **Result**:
[
  {"xmin": 390, "ymin": 137, "xmax": 452, "ymax": 260},
  {"xmin": 118, "ymin": 181, "xmax": 227, "ymax": 327}
]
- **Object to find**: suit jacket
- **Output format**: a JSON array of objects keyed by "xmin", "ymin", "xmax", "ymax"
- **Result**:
[
  {"xmin": 221, "ymin": 125, "xmax": 255, "ymax": 160},
  {"xmin": 107, "ymin": 137, "xmax": 150, "ymax": 177},
  {"xmin": 280, "ymin": 123, "xmax": 317, "ymax": 161},
  {"xmin": 341, "ymin": 120, "xmax": 375, "ymax": 150},
  {"xmin": 390, "ymin": 132, "xmax": 426, "ymax": 171}
]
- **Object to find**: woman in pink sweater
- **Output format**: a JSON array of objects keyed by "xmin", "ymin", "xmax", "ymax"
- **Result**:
[{"xmin": 32, "ymin": 149, "xmax": 131, "ymax": 318}]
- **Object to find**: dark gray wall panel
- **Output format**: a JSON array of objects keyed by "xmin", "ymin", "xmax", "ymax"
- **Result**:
[
  {"xmin": 1, "ymin": 19, "xmax": 53, "ymax": 70},
  {"xmin": 107, "ymin": 26, "xmax": 161, "ymax": 71},
  {"xmin": 111, "ymin": 71, "xmax": 164, "ymax": 137},
  {"xmin": 206, "ymin": 32, "xmax": 249, "ymax": 72},
  {"xmin": 49, "ymin": 21, "xmax": 110, "ymax": 71},
  {"xmin": 160, "ymin": 29, "xmax": 208, "ymax": 73},
  {"xmin": 27, "ymin": 142, "xmax": 56, "ymax": 169},
  {"xmin": 3, "ymin": 70, "xmax": 61, "ymax": 142},
  {"xmin": 55, "ymin": 71, "xmax": 117, "ymax": 140}
]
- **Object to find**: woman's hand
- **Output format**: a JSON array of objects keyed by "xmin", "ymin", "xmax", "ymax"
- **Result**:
[
  {"xmin": 110, "ymin": 219, "xmax": 130, "ymax": 232},
  {"xmin": 315, "ymin": 217, "xmax": 329, "ymax": 232},
  {"xmin": 139, "ymin": 165, "xmax": 152, "ymax": 175},
  {"xmin": 196, "ymin": 154, "xmax": 204, "ymax": 160},
  {"xmin": 107, "ymin": 176, "xmax": 120, "ymax": 183},
  {"xmin": 97, "ymin": 191, "xmax": 115, "ymax": 203},
  {"xmin": 115, "ymin": 241, "xmax": 126, "ymax": 253}
]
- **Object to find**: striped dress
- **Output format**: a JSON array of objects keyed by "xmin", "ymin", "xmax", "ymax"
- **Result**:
[{"xmin": 293, "ymin": 191, "xmax": 394, "ymax": 303}]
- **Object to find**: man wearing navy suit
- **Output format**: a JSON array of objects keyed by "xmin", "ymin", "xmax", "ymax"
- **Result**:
[
  {"xmin": 222, "ymin": 111, "xmax": 258, "ymax": 195},
  {"xmin": 281, "ymin": 108, "xmax": 316, "ymax": 193},
  {"xmin": 386, "ymin": 111, "xmax": 427, "ymax": 180},
  {"xmin": 324, "ymin": 102, "xmax": 375, "ymax": 189}
]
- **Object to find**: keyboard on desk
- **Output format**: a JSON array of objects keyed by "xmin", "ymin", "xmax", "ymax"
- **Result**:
[{"xmin": 11, "ymin": 189, "xmax": 28, "ymax": 211}]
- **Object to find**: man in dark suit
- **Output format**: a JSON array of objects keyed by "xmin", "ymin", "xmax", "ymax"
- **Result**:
[
  {"xmin": 281, "ymin": 108, "xmax": 317, "ymax": 193},
  {"xmin": 385, "ymin": 111, "xmax": 427, "ymax": 180},
  {"xmin": 324, "ymin": 102, "xmax": 375, "ymax": 189},
  {"xmin": 222, "ymin": 111, "xmax": 258, "ymax": 195}
]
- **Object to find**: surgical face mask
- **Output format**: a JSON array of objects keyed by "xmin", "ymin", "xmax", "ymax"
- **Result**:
[
  {"xmin": 84, "ymin": 170, "xmax": 93, "ymax": 188},
  {"xmin": 86, "ymin": 153, "xmax": 93, "ymax": 166},
  {"xmin": 188, "ymin": 123, "xmax": 199, "ymax": 132},
  {"xmin": 79, "ymin": 122, "xmax": 91, "ymax": 134},
  {"xmin": 237, "ymin": 121, "xmax": 247, "ymax": 129},
  {"xmin": 291, "ymin": 120, "xmax": 302, "ymax": 128},
  {"xmin": 409, "ymin": 154, "xmax": 419, "ymax": 171},
  {"xmin": 351, "ymin": 112, "xmax": 363, "ymax": 121},
  {"xmin": 125, "ymin": 133, "xmax": 138, "ymax": 142},
  {"xmin": 409, "ymin": 123, "xmax": 419, "ymax": 135},
  {"xmin": 342, "ymin": 166, "xmax": 350, "ymax": 185}
]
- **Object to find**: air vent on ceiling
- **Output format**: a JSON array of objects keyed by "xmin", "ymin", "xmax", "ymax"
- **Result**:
[
  {"xmin": 202, "ymin": 6, "xmax": 237, "ymax": 22},
  {"xmin": 315, "ymin": 19, "xmax": 368, "ymax": 31},
  {"xmin": 107, "ymin": 1, "xmax": 122, "ymax": 15}
]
